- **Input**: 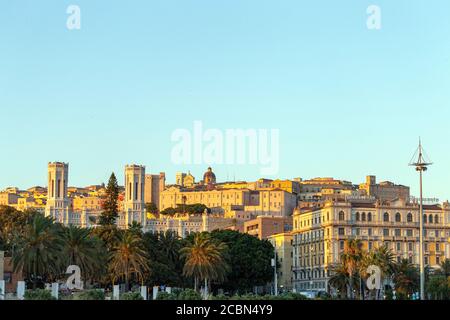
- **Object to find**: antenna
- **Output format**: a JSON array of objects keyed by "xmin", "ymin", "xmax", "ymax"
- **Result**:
[{"xmin": 409, "ymin": 137, "xmax": 433, "ymax": 171}]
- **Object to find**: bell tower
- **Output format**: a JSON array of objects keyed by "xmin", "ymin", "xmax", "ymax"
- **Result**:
[
  {"xmin": 45, "ymin": 162, "xmax": 70, "ymax": 224},
  {"xmin": 124, "ymin": 165, "xmax": 146, "ymax": 228}
]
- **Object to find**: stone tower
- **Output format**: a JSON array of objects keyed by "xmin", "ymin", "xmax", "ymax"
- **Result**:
[
  {"xmin": 124, "ymin": 165, "xmax": 146, "ymax": 228},
  {"xmin": 45, "ymin": 162, "xmax": 70, "ymax": 224}
]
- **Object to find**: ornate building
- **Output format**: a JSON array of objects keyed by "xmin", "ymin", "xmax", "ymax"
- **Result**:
[
  {"xmin": 45, "ymin": 162, "xmax": 70, "ymax": 224},
  {"xmin": 121, "ymin": 165, "xmax": 147, "ymax": 228},
  {"xmin": 291, "ymin": 198, "xmax": 450, "ymax": 293}
]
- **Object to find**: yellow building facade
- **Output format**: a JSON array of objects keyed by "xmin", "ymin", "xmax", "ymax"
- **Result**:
[{"xmin": 291, "ymin": 199, "xmax": 450, "ymax": 293}]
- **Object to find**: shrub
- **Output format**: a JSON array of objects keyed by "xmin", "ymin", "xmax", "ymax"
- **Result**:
[
  {"xmin": 178, "ymin": 289, "xmax": 202, "ymax": 300},
  {"xmin": 121, "ymin": 292, "xmax": 143, "ymax": 300},
  {"xmin": 212, "ymin": 294, "xmax": 229, "ymax": 300},
  {"xmin": 24, "ymin": 289, "xmax": 56, "ymax": 300},
  {"xmin": 73, "ymin": 289, "xmax": 105, "ymax": 300},
  {"xmin": 156, "ymin": 291, "xmax": 178, "ymax": 300}
]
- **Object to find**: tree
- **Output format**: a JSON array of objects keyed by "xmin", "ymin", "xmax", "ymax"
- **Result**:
[
  {"xmin": 393, "ymin": 259, "xmax": 419, "ymax": 299},
  {"xmin": 341, "ymin": 239, "xmax": 364, "ymax": 299},
  {"xmin": 180, "ymin": 232, "xmax": 229, "ymax": 292},
  {"xmin": 209, "ymin": 230, "xmax": 274, "ymax": 293},
  {"xmin": 427, "ymin": 275, "xmax": 450, "ymax": 300},
  {"xmin": 109, "ymin": 231, "xmax": 150, "ymax": 290},
  {"xmin": 60, "ymin": 225, "xmax": 107, "ymax": 283},
  {"xmin": 99, "ymin": 173, "xmax": 119, "ymax": 226},
  {"xmin": 143, "ymin": 231, "xmax": 185, "ymax": 287},
  {"xmin": 436, "ymin": 259, "xmax": 450, "ymax": 277},
  {"xmin": 145, "ymin": 203, "xmax": 158, "ymax": 215},
  {"xmin": 11, "ymin": 214, "xmax": 63, "ymax": 288},
  {"xmin": 0, "ymin": 206, "xmax": 36, "ymax": 255}
]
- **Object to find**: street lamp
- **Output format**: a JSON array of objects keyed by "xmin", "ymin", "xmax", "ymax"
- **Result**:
[{"xmin": 409, "ymin": 138, "xmax": 432, "ymax": 300}]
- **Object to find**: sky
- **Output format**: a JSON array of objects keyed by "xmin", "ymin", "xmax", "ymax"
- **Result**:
[{"xmin": 0, "ymin": 1, "xmax": 449, "ymax": 201}]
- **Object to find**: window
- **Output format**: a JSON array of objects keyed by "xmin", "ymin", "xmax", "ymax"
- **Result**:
[
  {"xmin": 338, "ymin": 228, "xmax": 345, "ymax": 236},
  {"xmin": 383, "ymin": 212, "xmax": 390, "ymax": 222},
  {"xmin": 361, "ymin": 212, "xmax": 366, "ymax": 221},
  {"xmin": 356, "ymin": 212, "xmax": 360, "ymax": 221},
  {"xmin": 429, "ymin": 215, "xmax": 433, "ymax": 224},
  {"xmin": 339, "ymin": 240, "xmax": 345, "ymax": 250},
  {"xmin": 408, "ymin": 243, "xmax": 413, "ymax": 251},
  {"xmin": 368, "ymin": 228, "xmax": 372, "ymax": 236},
  {"xmin": 395, "ymin": 212, "xmax": 401, "ymax": 222},
  {"xmin": 436, "ymin": 256, "xmax": 440, "ymax": 265},
  {"xmin": 339, "ymin": 211, "xmax": 345, "ymax": 221},
  {"xmin": 396, "ymin": 242, "xmax": 401, "ymax": 251},
  {"xmin": 407, "ymin": 213, "xmax": 413, "ymax": 223},
  {"xmin": 407, "ymin": 229, "xmax": 413, "ymax": 237},
  {"xmin": 383, "ymin": 229, "xmax": 389, "ymax": 236},
  {"xmin": 368, "ymin": 212, "xmax": 372, "ymax": 222},
  {"xmin": 435, "ymin": 215, "xmax": 439, "ymax": 224},
  {"xmin": 425, "ymin": 256, "xmax": 429, "ymax": 265},
  {"xmin": 395, "ymin": 229, "xmax": 401, "ymax": 237}
]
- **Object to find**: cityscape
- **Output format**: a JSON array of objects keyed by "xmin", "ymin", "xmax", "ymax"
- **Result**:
[
  {"xmin": 1, "ymin": 155, "xmax": 449, "ymax": 300},
  {"xmin": 2, "ymin": 1, "xmax": 450, "ymax": 313}
]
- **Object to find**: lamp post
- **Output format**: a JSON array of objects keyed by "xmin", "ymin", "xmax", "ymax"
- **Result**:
[{"xmin": 409, "ymin": 139, "xmax": 432, "ymax": 300}]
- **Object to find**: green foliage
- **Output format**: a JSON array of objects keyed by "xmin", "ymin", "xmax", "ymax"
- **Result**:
[
  {"xmin": 73, "ymin": 289, "xmax": 105, "ymax": 300},
  {"xmin": 12, "ymin": 213, "xmax": 63, "ymax": 288},
  {"xmin": 156, "ymin": 291, "xmax": 178, "ymax": 300},
  {"xmin": 211, "ymin": 294, "xmax": 229, "ymax": 300},
  {"xmin": 121, "ymin": 292, "xmax": 144, "ymax": 300},
  {"xmin": 99, "ymin": 173, "xmax": 119, "ymax": 226},
  {"xmin": 160, "ymin": 204, "xmax": 209, "ymax": 216},
  {"xmin": 178, "ymin": 289, "xmax": 202, "ymax": 300},
  {"xmin": 24, "ymin": 289, "xmax": 56, "ymax": 300},
  {"xmin": 145, "ymin": 203, "xmax": 158, "ymax": 214},
  {"xmin": 209, "ymin": 230, "xmax": 274, "ymax": 292},
  {"xmin": 427, "ymin": 275, "xmax": 450, "ymax": 300},
  {"xmin": 143, "ymin": 231, "xmax": 185, "ymax": 288}
]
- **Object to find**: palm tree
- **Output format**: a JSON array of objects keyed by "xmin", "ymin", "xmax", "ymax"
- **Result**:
[
  {"xmin": 180, "ymin": 232, "xmax": 229, "ymax": 293},
  {"xmin": 436, "ymin": 259, "xmax": 450, "ymax": 277},
  {"xmin": 11, "ymin": 214, "xmax": 63, "ymax": 288},
  {"xmin": 362, "ymin": 245, "xmax": 395, "ymax": 299},
  {"xmin": 109, "ymin": 231, "xmax": 149, "ymax": 290},
  {"xmin": 393, "ymin": 259, "xmax": 419, "ymax": 299},
  {"xmin": 60, "ymin": 225, "xmax": 107, "ymax": 283},
  {"xmin": 341, "ymin": 239, "xmax": 364, "ymax": 299},
  {"xmin": 329, "ymin": 263, "xmax": 350, "ymax": 299}
]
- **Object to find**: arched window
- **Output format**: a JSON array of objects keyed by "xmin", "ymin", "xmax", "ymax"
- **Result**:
[
  {"xmin": 356, "ymin": 212, "xmax": 360, "ymax": 221},
  {"xmin": 423, "ymin": 214, "xmax": 427, "ymax": 223},
  {"xmin": 362, "ymin": 212, "xmax": 366, "ymax": 221},
  {"xmin": 395, "ymin": 212, "xmax": 401, "ymax": 223},
  {"xmin": 339, "ymin": 211, "xmax": 345, "ymax": 221},
  {"xmin": 407, "ymin": 212, "xmax": 413, "ymax": 223},
  {"xmin": 383, "ymin": 212, "xmax": 390, "ymax": 222},
  {"xmin": 368, "ymin": 212, "xmax": 372, "ymax": 222},
  {"xmin": 435, "ymin": 214, "xmax": 439, "ymax": 224},
  {"xmin": 429, "ymin": 215, "xmax": 433, "ymax": 224}
]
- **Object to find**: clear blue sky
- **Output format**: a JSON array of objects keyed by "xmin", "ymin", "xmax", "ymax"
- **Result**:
[{"xmin": 1, "ymin": 1, "xmax": 449, "ymax": 200}]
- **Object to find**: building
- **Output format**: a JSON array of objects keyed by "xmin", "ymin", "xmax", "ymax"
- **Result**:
[
  {"xmin": 0, "ymin": 251, "xmax": 23, "ymax": 294},
  {"xmin": 268, "ymin": 233, "xmax": 294, "ymax": 292},
  {"xmin": 144, "ymin": 172, "xmax": 166, "ymax": 209},
  {"xmin": 0, "ymin": 192, "xmax": 19, "ymax": 206},
  {"xmin": 296, "ymin": 177, "xmax": 354, "ymax": 207},
  {"xmin": 291, "ymin": 198, "xmax": 450, "ymax": 294},
  {"xmin": 145, "ymin": 212, "xmax": 235, "ymax": 238},
  {"xmin": 121, "ymin": 165, "xmax": 147, "ymax": 228},
  {"xmin": 45, "ymin": 162, "xmax": 70, "ymax": 224},
  {"xmin": 359, "ymin": 175, "xmax": 410, "ymax": 202},
  {"xmin": 244, "ymin": 216, "xmax": 293, "ymax": 240}
]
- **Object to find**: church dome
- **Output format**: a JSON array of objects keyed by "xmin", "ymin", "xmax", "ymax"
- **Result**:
[{"xmin": 203, "ymin": 167, "xmax": 216, "ymax": 185}]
